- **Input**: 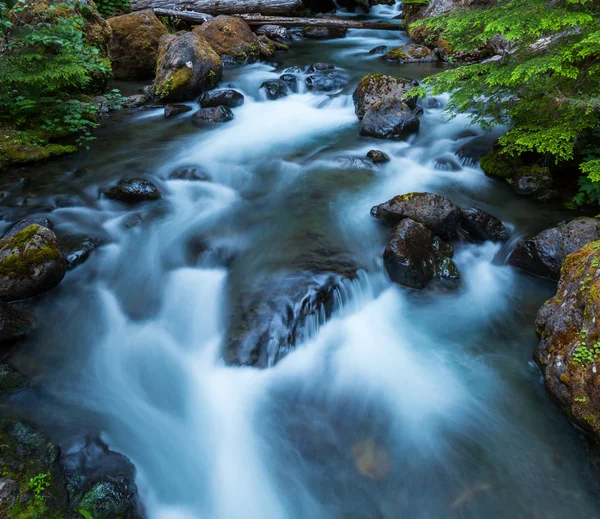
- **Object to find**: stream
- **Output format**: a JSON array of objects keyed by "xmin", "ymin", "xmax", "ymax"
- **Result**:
[{"xmin": 2, "ymin": 2, "xmax": 600, "ymax": 518}]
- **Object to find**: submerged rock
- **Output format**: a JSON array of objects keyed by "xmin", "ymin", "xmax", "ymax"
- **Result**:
[
  {"xmin": 168, "ymin": 166, "xmax": 211, "ymax": 181},
  {"xmin": 460, "ymin": 207, "xmax": 509, "ymax": 242},
  {"xmin": 383, "ymin": 218, "xmax": 459, "ymax": 289},
  {"xmin": 260, "ymin": 80, "xmax": 288, "ymax": 100},
  {"xmin": 199, "ymin": 89, "xmax": 244, "ymax": 108},
  {"xmin": 154, "ymin": 31, "xmax": 222, "ymax": 102},
  {"xmin": 107, "ymin": 10, "xmax": 168, "ymax": 79},
  {"xmin": 535, "ymin": 240, "xmax": 600, "ymax": 445},
  {"xmin": 384, "ymin": 43, "xmax": 438, "ymax": 63},
  {"xmin": 0, "ymin": 363, "xmax": 27, "ymax": 393},
  {"xmin": 279, "ymin": 73, "xmax": 299, "ymax": 92},
  {"xmin": 0, "ymin": 302, "xmax": 30, "ymax": 345},
  {"xmin": 509, "ymin": 218, "xmax": 600, "ymax": 280},
  {"xmin": 371, "ymin": 192, "xmax": 464, "ymax": 240},
  {"xmin": 360, "ymin": 99, "xmax": 420, "ymax": 140},
  {"xmin": 65, "ymin": 238, "xmax": 99, "ymax": 269},
  {"xmin": 104, "ymin": 178, "xmax": 162, "ymax": 204},
  {"xmin": 367, "ymin": 150, "xmax": 390, "ymax": 163},
  {"xmin": 305, "ymin": 69, "xmax": 348, "ymax": 92},
  {"xmin": 0, "ymin": 224, "xmax": 66, "ymax": 302},
  {"xmin": 192, "ymin": 105, "xmax": 234, "ymax": 124},
  {"xmin": 353, "ymin": 74, "xmax": 418, "ymax": 119},
  {"xmin": 164, "ymin": 103, "xmax": 192, "ymax": 118}
]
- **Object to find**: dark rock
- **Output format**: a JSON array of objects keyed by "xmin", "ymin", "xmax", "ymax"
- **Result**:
[
  {"xmin": 353, "ymin": 74, "xmax": 418, "ymax": 118},
  {"xmin": 122, "ymin": 94, "xmax": 148, "ymax": 108},
  {"xmin": 164, "ymin": 103, "xmax": 192, "ymax": 118},
  {"xmin": 512, "ymin": 165, "xmax": 553, "ymax": 198},
  {"xmin": 260, "ymin": 80, "xmax": 288, "ymax": 100},
  {"xmin": 2, "ymin": 419, "xmax": 59, "ymax": 463},
  {"xmin": 2, "ymin": 217, "xmax": 53, "ymax": 238},
  {"xmin": 65, "ymin": 238, "xmax": 99, "ymax": 269},
  {"xmin": 255, "ymin": 24, "xmax": 291, "ymax": 41},
  {"xmin": 302, "ymin": 26, "xmax": 347, "ymax": 39},
  {"xmin": 279, "ymin": 73, "xmax": 299, "ymax": 92},
  {"xmin": 371, "ymin": 192, "xmax": 464, "ymax": 240},
  {"xmin": 199, "ymin": 89, "xmax": 244, "ymax": 108},
  {"xmin": 0, "ymin": 224, "xmax": 66, "ymax": 302},
  {"xmin": 0, "ymin": 364, "xmax": 27, "ymax": 393},
  {"xmin": 305, "ymin": 71, "xmax": 348, "ymax": 92},
  {"xmin": 0, "ymin": 477, "xmax": 19, "ymax": 508},
  {"xmin": 77, "ymin": 477, "xmax": 139, "ymax": 519},
  {"xmin": 360, "ymin": 99, "xmax": 420, "ymax": 140},
  {"xmin": 433, "ymin": 157, "xmax": 461, "ymax": 171},
  {"xmin": 456, "ymin": 136, "xmax": 495, "ymax": 166},
  {"xmin": 306, "ymin": 63, "xmax": 335, "ymax": 74},
  {"xmin": 509, "ymin": 217, "xmax": 600, "ymax": 280},
  {"xmin": 460, "ymin": 207, "xmax": 509, "ymax": 242},
  {"xmin": 191, "ymin": 105, "xmax": 234, "ymax": 124},
  {"xmin": 366, "ymin": 149, "xmax": 390, "ymax": 163},
  {"xmin": 0, "ymin": 303, "xmax": 30, "ymax": 345},
  {"xmin": 383, "ymin": 219, "xmax": 460, "ymax": 289},
  {"xmin": 369, "ymin": 45, "xmax": 388, "ymax": 54},
  {"xmin": 168, "ymin": 166, "xmax": 211, "ymax": 181},
  {"xmin": 104, "ymin": 178, "xmax": 162, "ymax": 204},
  {"xmin": 283, "ymin": 65, "xmax": 303, "ymax": 73}
]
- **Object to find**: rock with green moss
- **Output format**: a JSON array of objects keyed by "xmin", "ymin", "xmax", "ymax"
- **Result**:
[
  {"xmin": 154, "ymin": 31, "xmax": 223, "ymax": 102},
  {"xmin": 512, "ymin": 164, "xmax": 554, "ymax": 199},
  {"xmin": 383, "ymin": 43, "xmax": 438, "ymax": 63},
  {"xmin": 77, "ymin": 478, "xmax": 140, "ymax": 519},
  {"xmin": 0, "ymin": 131, "xmax": 76, "ymax": 169},
  {"xmin": 0, "ymin": 302, "xmax": 31, "ymax": 346},
  {"xmin": 509, "ymin": 217, "xmax": 600, "ymax": 280},
  {"xmin": 0, "ymin": 364, "xmax": 27, "ymax": 393},
  {"xmin": 193, "ymin": 16, "xmax": 262, "ymax": 65},
  {"xmin": 535, "ymin": 240, "xmax": 600, "ymax": 446},
  {"xmin": 108, "ymin": 10, "xmax": 168, "ymax": 80},
  {"xmin": 353, "ymin": 74, "xmax": 418, "ymax": 119},
  {"xmin": 479, "ymin": 150, "xmax": 519, "ymax": 179},
  {"xmin": 0, "ymin": 224, "xmax": 66, "ymax": 302}
]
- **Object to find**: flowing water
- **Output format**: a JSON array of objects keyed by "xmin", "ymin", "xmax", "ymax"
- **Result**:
[{"xmin": 3, "ymin": 2, "xmax": 600, "ymax": 518}]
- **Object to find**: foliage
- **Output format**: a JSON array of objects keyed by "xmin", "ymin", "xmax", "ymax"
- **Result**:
[
  {"xmin": 94, "ymin": 0, "xmax": 129, "ymax": 17},
  {"xmin": 0, "ymin": 0, "xmax": 111, "ymax": 166},
  {"xmin": 412, "ymin": 0, "xmax": 600, "ymax": 204},
  {"xmin": 29, "ymin": 473, "xmax": 51, "ymax": 500}
]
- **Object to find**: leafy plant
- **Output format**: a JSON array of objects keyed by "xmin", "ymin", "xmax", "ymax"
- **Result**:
[
  {"xmin": 29, "ymin": 472, "xmax": 51, "ymax": 500},
  {"xmin": 94, "ymin": 0, "xmax": 129, "ymax": 17}
]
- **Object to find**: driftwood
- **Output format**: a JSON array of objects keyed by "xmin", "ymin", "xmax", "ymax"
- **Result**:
[
  {"xmin": 132, "ymin": 0, "xmax": 302, "ymax": 15},
  {"xmin": 152, "ymin": 8, "xmax": 403, "ymax": 31}
]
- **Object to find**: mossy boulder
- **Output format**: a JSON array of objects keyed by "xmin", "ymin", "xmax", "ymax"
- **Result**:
[
  {"xmin": 479, "ymin": 150, "xmax": 520, "ymax": 180},
  {"xmin": 509, "ymin": 217, "xmax": 600, "ymax": 281},
  {"xmin": 512, "ymin": 164, "xmax": 553, "ymax": 199},
  {"xmin": 154, "ymin": 31, "xmax": 222, "ymax": 102},
  {"xmin": 535, "ymin": 240, "xmax": 600, "ymax": 445},
  {"xmin": 360, "ymin": 99, "xmax": 420, "ymax": 140},
  {"xmin": 0, "ymin": 302, "xmax": 31, "ymax": 346},
  {"xmin": 77, "ymin": 478, "xmax": 139, "ymax": 519},
  {"xmin": 193, "ymin": 16, "xmax": 261, "ymax": 66},
  {"xmin": 353, "ymin": 74, "xmax": 418, "ymax": 119},
  {"xmin": 107, "ymin": 10, "xmax": 168, "ymax": 80},
  {"xmin": 0, "ymin": 224, "xmax": 66, "ymax": 302},
  {"xmin": 371, "ymin": 192, "xmax": 464, "ymax": 240},
  {"xmin": 383, "ymin": 43, "xmax": 437, "ymax": 63},
  {"xmin": 0, "ymin": 131, "xmax": 76, "ymax": 169}
]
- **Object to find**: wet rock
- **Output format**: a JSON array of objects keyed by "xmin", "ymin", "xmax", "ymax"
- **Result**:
[
  {"xmin": 122, "ymin": 94, "xmax": 149, "ymax": 108},
  {"xmin": 456, "ymin": 136, "xmax": 495, "ymax": 166},
  {"xmin": 335, "ymin": 157, "xmax": 375, "ymax": 173},
  {"xmin": 107, "ymin": 10, "xmax": 168, "ymax": 79},
  {"xmin": 65, "ymin": 238, "xmax": 99, "ymax": 269},
  {"xmin": 512, "ymin": 165, "xmax": 553, "ymax": 198},
  {"xmin": 369, "ymin": 45, "xmax": 388, "ymax": 54},
  {"xmin": 0, "ymin": 224, "xmax": 66, "ymax": 301},
  {"xmin": 534, "ymin": 240, "xmax": 600, "ymax": 445},
  {"xmin": 460, "ymin": 207, "xmax": 508, "ymax": 242},
  {"xmin": 360, "ymin": 99, "xmax": 420, "ymax": 140},
  {"xmin": 2, "ymin": 217, "xmax": 53, "ymax": 238},
  {"xmin": 0, "ymin": 302, "xmax": 30, "ymax": 345},
  {"xmin": 255, "ymin": 24, "xmax": 291, "ymax": 41},
  {"xmin": 371, "ymin": 192, "xmax": 463, "ymax": 240},
  {"xmin": 168, "ymin": 166, "xmax": 211, "ymax": 181},
  {"xmin": 0, "ymin": 477, "xmax": 19, "ymax": 508},
  {"xmin": 164, "ymin": 103, "xmax": 192, "ymax": 118},
  {"xmin": 284, "ymin": 65, "xmax": 303, "ymax": 74},
  {"xmin": 509, "ymin": 218, "xmax": 600, "ymax": 281},
  {"xmin": 104, "ymin": 178, "xmax": 162, "ymax": 204},
  {"xmin": 384, "ymin": 43, "xmax": 438, "ymax": 63},
  {"xmin": 260, "ymin": 80, "xmax": 288, "ymax": 100},
  {"xmin": 383, "ymin": 218, "xmax": 459, "ymax": 289},
  {"xmin": 256, "ymin": 34, "xmax": 288, "ymax": 58},
  {"xmin": 367, "ymin": 149, "xmax": 390, "ymax": 163},
  {"xmin": 0, "ymin": 364, "xmax": 27, "ymax": 393},
  {"xmin": 154, "ymin": 31, "xmax": 222, "ymax": 102},
  {"xmin": 192, "ymin": 105, "xmax": 234, "ymax": 124},
  {"xmin": 433, "ymin": 157, "xmax": 461, "ymax": 171},
  {"xmin": 193, "ymin": 15, "xmax": 261, "ymax": 65},
  {"xmin": 302, "ymin": 26, "xmax": 347, "ymax": 39},
  {"xmin": 54, "ymin": 194, "xmax": 87, "ymax": 208},
  {"xmin": 353, "ymin": 74, "xmax": 418, "ymax": 119},
  {"xmin": 305, "ymin": 70, "xmax": 348, "ymax": 92},
  {"xmin": 76, "ymin": 477, "xmax": 139, "ymax": 519},
  {"xmin": 199, "ymin": 89, "xmax": 244, "ymax": 108},
  {"xmin": 306, "ymin": 63, "xmax": 335, "ymax": 74},
  {"xmin": 279, "ymin": 73, "xmax": 299, "ymax": 92}
]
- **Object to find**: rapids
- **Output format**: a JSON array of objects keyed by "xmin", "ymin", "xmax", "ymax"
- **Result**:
[{"xmin": 3, "ymin": 2, "xmax": 600, "ymax": 518}]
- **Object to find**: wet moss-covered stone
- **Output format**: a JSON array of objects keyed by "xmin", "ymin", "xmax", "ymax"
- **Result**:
[
  {"xmin": 512, "ymin": 164, "xmax": 553, "ymax": 198},
  {"xmin": 383, "ymin": 43, "xmax": 437, "ymax": 63},
  {"xmin": 360, "ymin": 99, "xmax": 420, "ymax": 140},
  {"xmin": 0, "ymin": 364, "xmax": 27, "ymax": 393},
  {"xmin": 353, "ymin": 74, "xmax": 418, "ymax": 119},
  {"xmin": 479, "ymin": 150, "xmax": 520, "ymax": 180},
  {"xmin": 0, "ymin": 224, "xmax": 66, "ymax": 302},
  {"xmin": 0, "ymin": 132, "xmax": 76, "ymax": 169},
  {"xmin": 77, "ymin": 478, "xmax": 136, "ymax": 519}
]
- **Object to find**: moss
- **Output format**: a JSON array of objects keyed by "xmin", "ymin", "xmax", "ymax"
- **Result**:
[
  {"xmin": 0, "ymin": 131, "xmax": 76, "ymax": 169},
  {"xmin": 480, "ymin": 150, "xmax": 520, "ymax": 180},
  {"xmin": 0, "ymin": 225, "xmax": 62, "ymax": 279}
]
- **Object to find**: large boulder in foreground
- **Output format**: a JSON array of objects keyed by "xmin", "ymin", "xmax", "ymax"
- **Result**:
[
  {"xmin": 353, "ymin": 74, "xmax": 417, "ymax": 118},
  {"xmin": 384, "ymin": 219, "xmax": 459, "ymax": 289},
  {"xmin": 535, "ymin": 241, "xmax": 600, "ymax": 445},
  {"xmin": 509, "ymin": 218, "xmax": 600, "ymax": 280},
  {"xmin": 0, "ymin": 224, "xmax": 66, "ymax": 302},
  {"xmin": 371, "ymin": 192, "xmax": 464, "ymax": 240},
  {"xmin": 193, "ymin": 16, "xmax": 260, "ymax": 65},
  {"xmin": 107, "ymin": 10, "xmax": 167, "ymax": 79},
  {"xmin": 360, "ymin": 99, "xmax": 420, "ymax": 140},
  {"xmin": 154, "ymin": 31, "xmax": 222, "ymax": 101}
]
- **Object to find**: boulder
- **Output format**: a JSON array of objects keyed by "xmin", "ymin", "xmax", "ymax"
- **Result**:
[
  {"xmin": 306, "ymin": 63, "xmax": 334, "ymax": 74},
  {"xmin": 199, "ymin": 89, "xmax": 244, "ymax": 108},
  {"xmin": 512, "ymin": 165, "xmax": 554, "ymax": 199},
  {"xmin": 104, "ymin": 178, "xmax": 162, "ymax": 203},
  {"xmin": 193, "ymin": 16, "xmax": 261, "ymax": 65},
  {"xmin": 353, "ymin": 74, "xmax": 418, "ymax": 118},
  {"xmin": 260, "ymin": 80, "xmax": 288, "ymax": 100},
  {"xmin": 383, "ymin": 44, "xmax": 438, "ymax": 63},
  {"xmin": 509, "ymin": 218, "xmax": 600, "ymax": 281},
  {"xmin": 535, "ymin": 240, "xmax": 600, "ymax": 444},
  {"xmin": 0, "ymin": 224, "xmax": 66, "ymax": 302},
  {"xmin": 0, "ymin": 364, "xmax": 27, "ymax": 393},
  {"xmin": 305, "ymin": 69, "xmax": 348, "ymax": 92},
  {"xmin": 255, "ymin": 24, "xmax": 291, "ymax": 41},
  {"xmin": 2, "ymin": 217, "xmax": 53, "ymax": 238},
  {"xmin": 280, "ymin": 73, "xmax": 299, "ymax": 92},
  {"xmin": 460, "ymin": 207, "xmax": 509, "ymax": 242},
  {"xmin": 76, "ymin": 477, "xmax": 139, "ymax": 519},
  {"xmin": 154, "ymin": 31, "xmax": 222, "ymax": 102},
  {"xmin": 456, "ymin": 136, "xmax": 495, "ymax": 166},
  {"xmin": 371, "ymin": 192, "xmax": 464, "ymax": 240},
  {"xmin": 359, "ymin": 99, "xmax": 420, "ymax": 140},
  {"xmin": 0, "ymin": 302, "xmax": 30, "ymax": 345},
  {"xmin": 369, "ymin": 45, "xmax": 388, "ymax": 54},
  {"xmin": 383, "ymin": 219, "xmax": 459, "ymax": 289},
  {"xmin": 302, "ymin": 26, "xmax": 347, "ymax": 39},
  {"xmin": 367, "ymin": 150, "xmax": 390, "ymax": 163},
  {"xmin": 164, "ymin": 103, "xmax": 192, "ymax": 118},
  {"xmin": 191, "ymin": 105, "xmax": 234, "ymax": 124},
  {"xmin": 107, "ymin": 10, "xmax": 167, "ymax": 79}
]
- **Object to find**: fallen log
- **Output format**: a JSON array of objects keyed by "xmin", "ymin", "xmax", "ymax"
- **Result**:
[
  {"xmin": 133, "ymin": 0, "xmax": 302, "ymax": 15},
  {"xmin": 152, "ymin": 9, "xmax": 403, "ymax": 31}
]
